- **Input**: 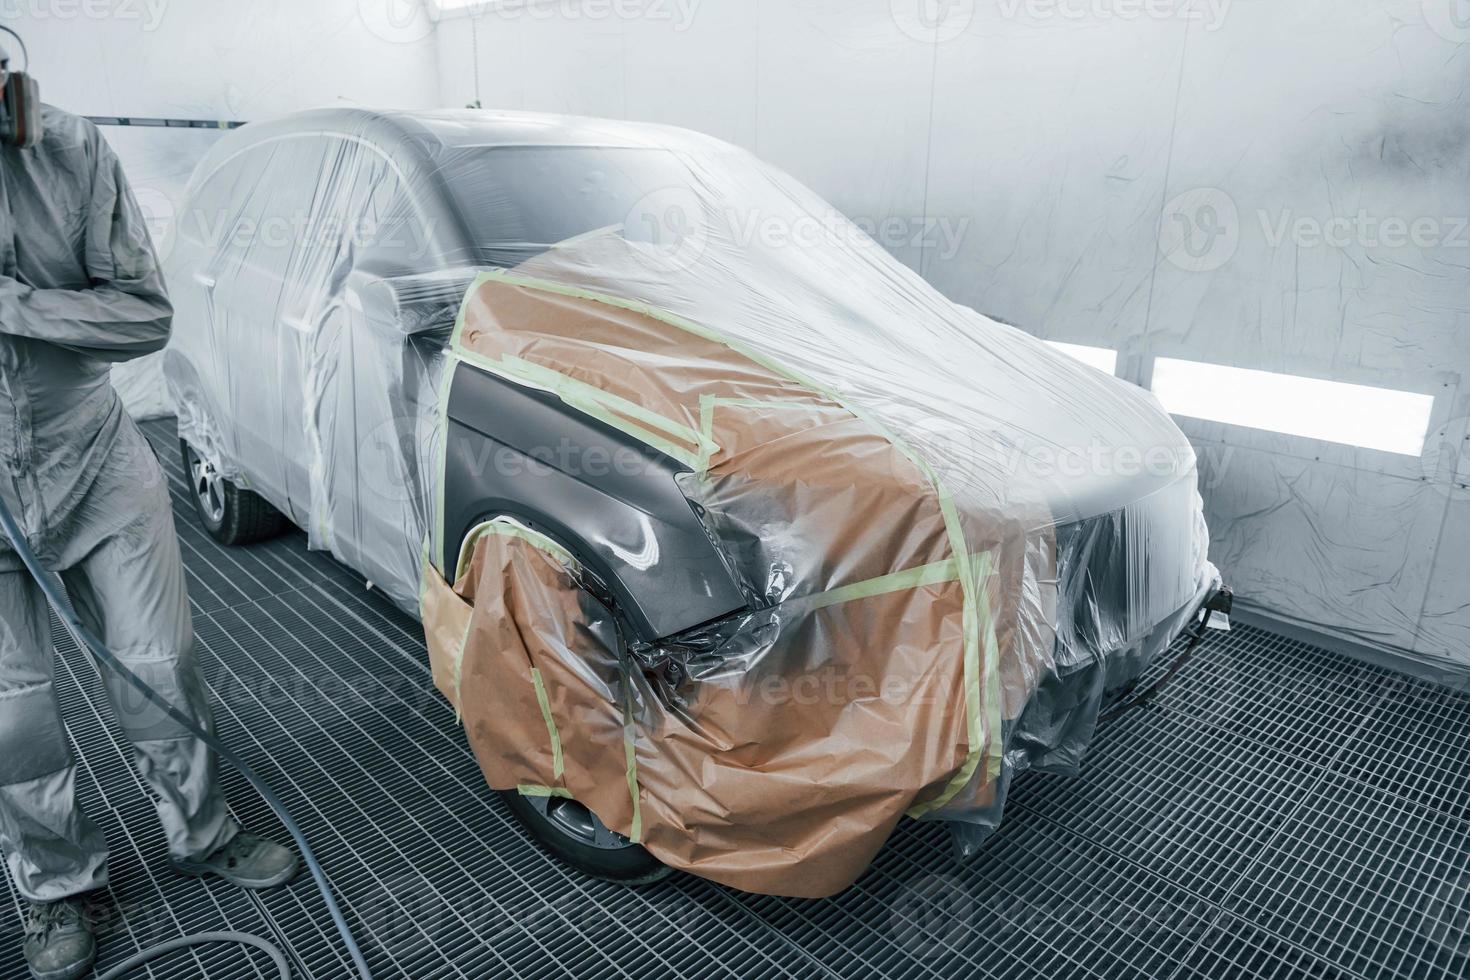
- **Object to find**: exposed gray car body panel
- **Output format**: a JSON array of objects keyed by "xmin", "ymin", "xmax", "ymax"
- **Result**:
[{"xmin": 442, "ymin": 361, "xmax": 747, "ymax": 640}]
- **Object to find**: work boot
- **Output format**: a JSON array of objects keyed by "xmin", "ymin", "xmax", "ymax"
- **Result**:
[
  {"xmin": 171, "ymin": 832, "xmax": 299, "ymax": 889},
  {"xmin": 22, "ymin": 897, "xmax": 96, "ymax": 980}
]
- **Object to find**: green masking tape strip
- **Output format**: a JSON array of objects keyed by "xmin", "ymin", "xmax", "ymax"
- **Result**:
[
  {"xmin": 516, "ymin": 784, "xmax": 573, "ymax": 799},
  {"xmin": 622, "ymin": 682, "xmax": 642, "ymax": 844},
  {"xmin": 424, "ymin": 357, "xmax": 458, "ymax": 593},
  {"xmin": 697, "ymin": 394, "xmax": 716, "ymax": 474},
  {"xmin": 451, "ymin": 347, "xmax": 707, "ymax": 469},
  {"xmin": 696, "ymin": 394, "xmax": 832, "ymax": 475},
  {"xmin": 531, "ymin": 667, "xmax": 565, "ymax": 781},
  {"xmin": 450, "ymin": 270, "xmax": 997, "ymax": 813},
  {"xmin": 449, "ymin": 604, "xmax": 475, "ymax": 723},
  {"xmin": 501, "ymin": 353, "xmax": 708, "ymax": 448},
  {"xmin": 447, "ymin": 276, "xmax": 719, "ymax": 467},
  {"xmin": 907, "ymin": 549, "xmax": 994, "ymax": 818},
  {"xmin": 980, "ymin": 560, "xmax": 1005, "ymax": 780},
  {"xmin": 797, "ymin": 558, "xmax": 962, "ymax": 613},
  {"xmin": 454, "ymin": 517, "xmax": 578, "ymax": 583}
]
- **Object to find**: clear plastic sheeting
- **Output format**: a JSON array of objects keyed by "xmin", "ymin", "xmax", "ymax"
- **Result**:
[{"xmin": 163, "ymin": 108, "xmax": 1217, "ymax": 896}]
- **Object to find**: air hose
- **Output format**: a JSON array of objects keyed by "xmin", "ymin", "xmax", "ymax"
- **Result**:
[
  {"xmin": 1097, "ymin": 586, "xmax": 1233, "ymax": 725},
  {"xmin": 0, "ymin": 493, "xmax": 374, "ymax": 980},
  {"xmin": 96, "ymin": 932, "xmax": 290, "ymax": 980}
]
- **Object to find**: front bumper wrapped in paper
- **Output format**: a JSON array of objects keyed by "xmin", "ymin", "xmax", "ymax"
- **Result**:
[{"xmin": 422, "ymin": 270, "xmax": 1216, "ymax": 898}]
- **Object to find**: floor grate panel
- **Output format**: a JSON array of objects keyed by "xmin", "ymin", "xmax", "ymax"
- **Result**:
[
  {"xmin": 1333, "ymin": 677, "xmax": 1470, "ymax": 822},
  {"xmin": 0, "ymin": 418, "xmax": 1463, "ymax": 979},
  {"xmin": 1005, "ymin": 699, "xmax": 1322, "ymax": 906},
  {"xmin": 1228, "ymin": 772, "xmax": 1470, "ymax": 980},
  {"xmin": 1175, "ymin": 916, "xmax": 1358, "ymax": 980}
]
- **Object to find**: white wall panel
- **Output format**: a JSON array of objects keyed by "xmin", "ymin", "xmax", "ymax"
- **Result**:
[
  {"xmin": 1417, "ymin": 495, "xmax": 1470, "ymax": 663},
  {"xmin": 1195, "ymin": 443, "xmax": 1449, "ymax": 654},
  {"xmin": 10, "ymin": 0, "xmax": 439, "ymax": 118},
  {"xmin": 618, "ymin": 4, "xmax": 758, "ymax": 146},
  {"xmin": 750, "ymin": 0, "xmax": 935, "ymax": 271},
  {"xmin": 1146, "ymin": 0, "xmax": 1470, "ymax": 664},
  {"xmin": 445, "ymin": 15, "xmax": 629, "ymax": 116},
  {"xmin": 925, "ymin": 8, "xmax": 1188, "ymax": 351},
  {"xmin": 1144, "ymin": 1, "xmax": 1467, "ymax": 376}
]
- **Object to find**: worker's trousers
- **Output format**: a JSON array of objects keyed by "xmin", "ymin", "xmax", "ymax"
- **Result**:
[{"xmin": 0, "ymin": 450, "xmax": 236, "ymax": 902}]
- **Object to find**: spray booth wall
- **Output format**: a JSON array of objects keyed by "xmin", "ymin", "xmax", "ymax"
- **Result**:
[{"xmin": 436, "ymin": 0, "xmax": 1470, "ymax": 674}]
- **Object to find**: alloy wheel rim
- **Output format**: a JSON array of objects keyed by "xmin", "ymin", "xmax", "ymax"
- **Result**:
[
  {"xmin": 546, "ymin": 796, "xmax": 600, "ymax": 845},
  {"xmin": 189, "ymin": 449, "xmax": 226, "ymax": 524}
]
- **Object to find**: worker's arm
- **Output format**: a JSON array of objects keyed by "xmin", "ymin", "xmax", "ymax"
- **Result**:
[
  {"xmin": 0, "ymin": 275, "xmax": 173, "ymax": 361},
  {"xmin": 0, "ymin": 129, "xmax": 172, "ymax": 362}
]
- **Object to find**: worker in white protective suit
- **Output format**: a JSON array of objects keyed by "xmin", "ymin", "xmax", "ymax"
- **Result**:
[{"xmin": 0, "ymin": 45, "xmax": 297, "ymax": 980}]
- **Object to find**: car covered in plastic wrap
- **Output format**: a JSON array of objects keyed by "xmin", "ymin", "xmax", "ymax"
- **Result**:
[{"xmin": 163, "ymin": 107, "xmax": 1220, "ymax": 897}]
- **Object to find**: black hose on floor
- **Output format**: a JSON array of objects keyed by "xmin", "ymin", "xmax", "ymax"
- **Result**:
[
  {"xmin": 0, "ymin": 493, "xmax": 374, "ymax": 980},
  {"xmin": 95, "ymin": 931, "xmax": 290, "ymax": 980},
  {"xmin": 1097, "ymin": 586, "xmax": 1233, "ymax": 725}
]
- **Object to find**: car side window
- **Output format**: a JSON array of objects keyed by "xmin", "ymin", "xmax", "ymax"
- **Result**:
[{"xmin": 178, "ymin": 138, "xmax": 336, "ymax": 334}]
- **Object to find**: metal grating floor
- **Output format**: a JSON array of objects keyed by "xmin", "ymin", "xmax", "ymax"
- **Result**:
[{"xmin": 1, "ymin": 417, "xmax": 1467, "ymax": 979}]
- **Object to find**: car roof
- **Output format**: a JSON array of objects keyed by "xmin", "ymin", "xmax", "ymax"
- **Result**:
[{"xmin": 227, "ymin": 106, "xmax": 716, "ymax": 157}]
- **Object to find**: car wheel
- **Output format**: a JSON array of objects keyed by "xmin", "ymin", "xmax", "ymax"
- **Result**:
[
  {"xmin": 180, "ymin": 440, "xmax": 289, "ymax": 546},
  {"xmin": 501, "ymin": 789, "xmax": 670, "ymax": 885}
]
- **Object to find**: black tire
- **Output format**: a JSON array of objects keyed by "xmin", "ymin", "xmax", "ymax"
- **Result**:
[
  {"xmin": 180, "ymin": 440, "xmax": 289, "ymax": 546},
  {"xmin": 500, "ymin": 789, "xmax": 670, "ymax": 886}
]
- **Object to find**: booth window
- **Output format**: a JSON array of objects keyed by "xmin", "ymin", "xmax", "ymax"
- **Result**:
[
  {"xmin": 1046, "ymin": 341, "xmax": 1118, "ymax": 376},
  {"xmin": 1151, "ymin": 357, "xmax": 1434, "ymax": 456}
]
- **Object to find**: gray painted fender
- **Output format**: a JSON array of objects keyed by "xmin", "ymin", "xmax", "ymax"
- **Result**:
[{"xmin": 440, "ymin": 361, "xmax": 748, "ymax": 641}]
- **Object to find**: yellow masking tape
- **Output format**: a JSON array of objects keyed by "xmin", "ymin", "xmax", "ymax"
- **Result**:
[
  {"xmin": 695, "ymin": 394, "xmax": 831, "ymax": 475},
  {"xmin": 425, "ymin": 359, "xmax": 458, "ymax": 590},
  {"xmin": 516, "ymin": 784, "xmax": 574, "ymax": 799},
  {"xmin": 981, "ymin": 565, "xmax": 1005, "ymax": 781},
  {"xmin": 621, "ymin": 676, "xmax": 643, "ymax": 844},
  {"xmin": 454, "ymin": 517, "xmax": 578, "ymax": 582},
  {"xmin": 502, "ymin": 354, "xmax": 708, "ymax": 449},
  {"xmin": 451, "ymin": 347, "xmax": 708, "ymax": 470},
  {"xmin": 906, "ymin": 548, "xmax": 994, "ymax": 818},
  {"xmin": 445, "ymin": 269, "xmax": 998, "ymax": 817},
  {"xmin": 531, "ymin": 667, "xmax": 565, "ymax": 781},
  {"xmin": 796, "ymin": 558, "xmax": 962, "ymax": 613},
  {"xmin": 449, "ymin": 607, "xmax": 474, "ymax": 723},
  {"xmin": 697, "ymin": 394, "xmax": 716, "ymax": 474}
]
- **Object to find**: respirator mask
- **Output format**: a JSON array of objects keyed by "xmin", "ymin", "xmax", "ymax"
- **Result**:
[{"xmin": 0, "ymin": 26, "xmax": 40, "ymax": 148}]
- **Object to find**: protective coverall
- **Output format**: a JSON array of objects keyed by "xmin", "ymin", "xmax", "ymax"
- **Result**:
[{"xmin": 0, "ymin": 104, "xmax": 237, "ymax": 901}]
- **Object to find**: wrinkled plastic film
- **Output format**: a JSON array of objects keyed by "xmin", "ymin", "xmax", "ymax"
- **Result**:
[{"xmin": 163, "ymin": 109, "xmax": 1218, "ymax": 896}]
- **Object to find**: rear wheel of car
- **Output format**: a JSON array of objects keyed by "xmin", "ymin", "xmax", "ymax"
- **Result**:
[
  {"xmin": 181, "ymin": 440, "xmax": 288, "ymax": 546},
  {"xmin": 500, "ymin": 789, "xmax": 670, "ymax": 885}
]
